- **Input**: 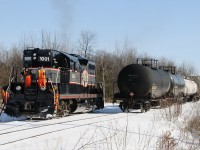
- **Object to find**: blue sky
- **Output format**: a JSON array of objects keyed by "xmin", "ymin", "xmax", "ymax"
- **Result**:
[{"xmin": 0, "ymin": 0, "xmax": 200, "ymax": 73}]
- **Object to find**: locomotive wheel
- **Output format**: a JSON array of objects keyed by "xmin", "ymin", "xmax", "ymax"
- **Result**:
[
  {"xmin": 58, "ymin": 101, "xmax": 69, "ymax": 117},
  {"xmin": 68, "ymin": 99, "xmax": 77, "ymax": 113},
  {"xmin": 4, "ymin": 104, "xmax": 21, "ymax": 117}
]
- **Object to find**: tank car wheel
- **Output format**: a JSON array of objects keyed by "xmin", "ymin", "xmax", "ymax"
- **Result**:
[
  {"xmin": 119, "ymin": 102, "xmax": 123, "ymax": 111},
  {"xmin": 193, "ymin": 96, "xmax": 199, "ymax": 102},
  {"xmin": 140, "ymin": 107, "xmax": 144, "ymax": 113},
  {"xmin": 119, "ymin": 101, "xmax": 129, "ymax": 112},
  {"xmin": 119, "ymin": 102, "xmax": 125, "ymax": 112},
  {"xmin": 144, "ymin": 101, "xmax": 151, "ymax": 112},
  {"xmin": 121, "ymin": 106, "xmax": 128, "ymax": 112},
  {"xmin": 100, "ymin": 99, "xmax": 104, "ymax": 109},
  {"xmin": 140, "ymin": 103, "xmax": 145, "ymax": 113},
  {"xmin": 95, "ymin": 98, "xmax": 104, "ymax": 110}
]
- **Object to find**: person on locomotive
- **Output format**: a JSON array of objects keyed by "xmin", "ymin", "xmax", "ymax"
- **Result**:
[
  {"xmin": 20, "ymin": 67, "xmax": 33, "ymax": 88},
  {"xmin": 21, "ymin": 67, "xmax": 29, "ymax": 76},
  {"xmin": 1, "ymin": 85, "xmax": 9, "ymax": 104}
]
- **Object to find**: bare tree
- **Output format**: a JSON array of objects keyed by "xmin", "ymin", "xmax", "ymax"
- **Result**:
[
  {"xmin": 0, "ymin": 45, "xmax": 22, "ymax": 86},
  {"xmin": 158, "ymin": 57, "xmax": 175, "ymax": 67},
  {"xmin": 41, "ymin": 29, "xmax": 71, "ymax": 52},
  {"xmin": 10, "ymin": 45, "xmax": 23, "ymax": 67},
  {"xmin": 78, "ymin": 30, "xmax": 96, "ymax": 58},
  {"xmin": 94, "ymin": 50, "xmax": 114, "ymax": 101},
  {"xmin": 113, "ymin": 38, "xmax": 137, "ymax": 73},
  {"xmin": 94, "ymin": 38, "xmax": 137, "ymax": 102},
  {"xmin": 0, "ymin": 46, "xmax": 9, "ymax": 86},
  {"xmin": 18, "ymin": 32, "xmax": 37, "ymax": 49},
  {"xmin": 178, "ymin": 61, "xmax": 197, "ymax": 76}
]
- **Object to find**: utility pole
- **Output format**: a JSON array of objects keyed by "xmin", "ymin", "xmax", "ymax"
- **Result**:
[
  {"xmin": 101, "ymin": 53, "xmax": 105, "ymax": 103},
  {"xmin": 103, "ymin": 67, "xmax": 105, "ymax": 103},
  {"xmin": 84, "ymin": 47, "xmax": 87, "ymax": 58}
]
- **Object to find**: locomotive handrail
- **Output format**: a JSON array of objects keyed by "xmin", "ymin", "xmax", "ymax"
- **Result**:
[
  {"xmin": 48, "ymin": 78, "xmax": 57, "ymax": 112},
  {"xmin": 56, "ymin": 67, "xmax": 61, "ymax": 85},
  {"xmin": 8, "ymin": 67, "xmax": 14, "ymax": 84},
  {"xmin": 7, "ymin": 77, "xmax": 15, "ymax": 93}
]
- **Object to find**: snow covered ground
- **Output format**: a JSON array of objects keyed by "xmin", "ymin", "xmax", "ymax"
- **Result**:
[{"xmin": 0, "ymin": 102, "xmax": 199, "ymax": 150}]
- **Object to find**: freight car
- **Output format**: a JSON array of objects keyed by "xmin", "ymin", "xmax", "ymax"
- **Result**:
[
  {"xmin": 0, "ymin": 48, "xmax": 104, "ymax": 118},
  {"xmin": 183, "ymin": 79, "xmax": 197, "ymax": 98},
  {"xmin": 113, "ymin": 58, "xmax": 198, "ymax": 112},
  {"xmin": 188, "ymin": 76, "xmax": 200, "ymax": 94},
  {"xmin": 184, "ymin": 76, "xmax": 200, "ymax": 101}
]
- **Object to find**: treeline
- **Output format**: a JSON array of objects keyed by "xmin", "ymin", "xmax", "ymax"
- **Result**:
[
  {"xmin": 0, "ymin": 47, "xmax": 22, "ymax": 86},
  {"xmin": 0, "ymin": 30, "xmax": 197, "ymax": 102},
  {"xmin": 94, "ymin": 47, "xmax": 197, "ymax": 101}
]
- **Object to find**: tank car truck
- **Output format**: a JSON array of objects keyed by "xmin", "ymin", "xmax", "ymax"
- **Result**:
[{"xmin": 1, "ymin": 48, "xmax": 104, "ymax": 118}]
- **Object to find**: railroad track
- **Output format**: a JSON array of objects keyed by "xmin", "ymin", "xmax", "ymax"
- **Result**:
[
  {"xmin": 0, "ymin": 113, "xmax": 111, "ymax": 136},
  {"xmin": 0, "ymin": 112, "xmax": 130, "ymax": 146},
  {"xmin": 1, "ymin": 103, "xmax": 199, "ymax": 149},
  {"xmin": 0, "ymin": 106, "xmax": 121, "ymax": 132}
]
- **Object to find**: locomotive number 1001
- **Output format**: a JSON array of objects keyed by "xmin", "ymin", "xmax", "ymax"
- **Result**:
[{"xmin": 39, "ymin": 56, "xmax": 50, "ymax": 62}]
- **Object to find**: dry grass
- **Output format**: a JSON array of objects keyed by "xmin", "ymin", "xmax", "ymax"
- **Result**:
[
  {"xmin": 72, "ymin": 116, "xmax": 130, "ymax": 150},
  {"xmin": 159, "ymin": 100, "xmax": 200, "ymax": 149},
  {"xmin": 161, "ymin": 101, "xmax": 183, "ymax": 122},
  {"xmin": 184, "ymin": 102, "xmax": 200, "ymax": 148},
  {"xmin": 157, "ymin": 131, "xmax": 177, "ymax": 150},
  {"xmin": 185, "ymin": 115, "xmax": 200, "ymax": 137}
]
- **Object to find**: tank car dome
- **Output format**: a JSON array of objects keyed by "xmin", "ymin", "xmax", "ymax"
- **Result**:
[{"xmin": 118, "ymin": 64, "xmax": 153, "ymax": 98}]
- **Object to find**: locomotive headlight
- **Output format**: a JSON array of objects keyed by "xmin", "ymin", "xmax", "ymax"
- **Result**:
[
  {"xmin": 33, "ymin": 53, "xmax": 37, "ymax": 56},
  {"xmin": 33, "ymin": 57, "xmax": 36, "ymax": 60},
  {"xmin": 16, "ymin": 86, "xmax": 21, "ymax": 91},
  {"xmin": 40, "ymin": 86, "xmax": 46, "ymax": 91}
]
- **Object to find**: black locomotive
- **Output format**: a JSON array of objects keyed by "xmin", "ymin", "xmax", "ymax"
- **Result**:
[
  {"xmin": 113, "ymin": 58, "xmax": 190, "ymax": 112},
  {"xmin": 1, "ymin": 48, "xmax": 104, "ymax": 118}
]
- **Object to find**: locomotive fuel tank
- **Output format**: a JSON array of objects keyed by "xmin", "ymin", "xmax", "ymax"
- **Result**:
[{"xmin": 117, "ymin": 64, "xmax": 171, "ymax": 99}]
